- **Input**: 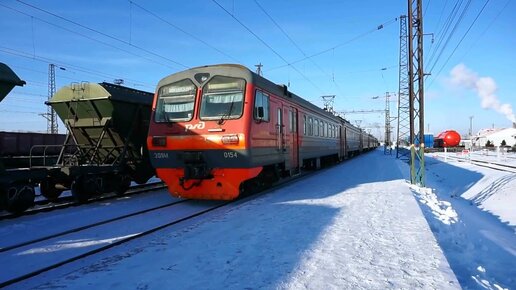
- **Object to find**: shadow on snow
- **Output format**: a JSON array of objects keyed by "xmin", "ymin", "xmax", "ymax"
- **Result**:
[{"xmin": 410, "ymin": 155, "xmax": 516, "ymax": 289}]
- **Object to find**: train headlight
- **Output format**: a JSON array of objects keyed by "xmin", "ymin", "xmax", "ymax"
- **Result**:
[
  {"xmin": 152, "ymin": 136, "xmax": 167, "ymax": 147},
  {"xmin": 221, "ymin": 134, "xmax": 239, "ymax": 145}
]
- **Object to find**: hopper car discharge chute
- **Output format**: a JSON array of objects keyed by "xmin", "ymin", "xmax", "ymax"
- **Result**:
[{"xmin": 43, "ymin": 82, "xmax": 155, "ymax": 202}]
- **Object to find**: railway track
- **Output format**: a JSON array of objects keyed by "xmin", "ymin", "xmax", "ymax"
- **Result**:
[
  {"xmin": 440, "ymin": 155, "xmax": 516, "ymax": 173},
  {"xmin": 0, "ymin": 182, "xmax": 166, "ymax": 220},
  {"xmin": 0, "ymin": 158, "xmax": 342, "ymax": 289},
  {"xmin": 0, "ymin": 197, "xmax": 230, "ymax": 288}
]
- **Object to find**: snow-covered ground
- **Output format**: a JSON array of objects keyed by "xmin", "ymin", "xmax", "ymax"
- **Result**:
[
  {"xmin": 4, "ymin": 149, "xmax": 515, "ymax": 289},
  {"xmin": 429, "ymin": 151, "xmax": 516, "ymax": 226},
  {"xmin": 403, "ymin": 152, "xmax": 516, "ymax": 289}
]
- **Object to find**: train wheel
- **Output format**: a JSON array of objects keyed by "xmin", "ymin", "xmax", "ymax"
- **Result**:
[
  {"xmin": 3, "ymin": 184, "xmax": 35, "ymax": 214},
  {"xmin": 40, "ymin": 178, "xmax": 63, "ymax": 201},
  {"xmin": 115, "ymin": 175, "xmax": 131, "ymax": 196},
  {"xmin": 71, "ymin": 177, "xmax": 90, "ymax": 203}
]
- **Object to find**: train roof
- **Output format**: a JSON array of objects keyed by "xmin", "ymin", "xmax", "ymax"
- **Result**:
[
  {"xmin": 0, "ymin": 63, "xmax": 26, "ymax": 103},
  {"xmin": 158, "ymin": 64, "xmax": 342, "ymax": 122},
  {"xmin": 48, "ymin": 82, "xmax": 153, "ymax": 106}
]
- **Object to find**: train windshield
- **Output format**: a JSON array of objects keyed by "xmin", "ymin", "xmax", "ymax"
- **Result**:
[
  {"xmin": 155, "ymin": 79, "xmax": 197, "ymax": 122},
  {"xmin": 199, "ymin": 76, "xmax": 245, "ymax": 121}
]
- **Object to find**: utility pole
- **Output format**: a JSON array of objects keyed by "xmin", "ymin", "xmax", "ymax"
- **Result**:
[
  {"xmin": 43, "ymin": 64, "xmax": 65, "ymax": 134},
  {"xmin": 384, "ymin": 92, "xmax": 393, "ymax": 155},
  {"xmin": 408, "ymin": 0, "xmax": 426, "ymax": 186},
  {"xmin": 47, "ymin": 64, "xmax": 58, "ymax": 134},
  {"xmin": 396, "ymin": 15, "xmax": 410, "ymax": 160},
  {"xmin": 469, "ymin": 115, "xmax": 474, "ymax": 138},
  {"xmin": 255, "ymin": 63, "xmax": 263, "ymax": 76}
]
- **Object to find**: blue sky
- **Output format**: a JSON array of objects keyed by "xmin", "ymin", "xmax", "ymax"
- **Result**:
[{"xmin": 0, "ymin": 0, "xmax": 514, "ymax": 140}]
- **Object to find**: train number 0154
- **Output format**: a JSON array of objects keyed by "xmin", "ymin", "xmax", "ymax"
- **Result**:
[{"xmin": 223, "ymin": 152, "xmax": 238, "ymax": 158}]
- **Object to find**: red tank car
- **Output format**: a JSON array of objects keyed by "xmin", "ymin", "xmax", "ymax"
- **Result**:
[
  {"xmin": 434, "ymin": 130, "xmax": 461, "ymax": 147},
  {"xmin": 147, "ymin": 64, "xmax": 357, "ymax": 200}
]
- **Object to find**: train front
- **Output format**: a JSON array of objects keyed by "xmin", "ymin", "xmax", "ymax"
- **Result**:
[{"xmin": 147, "ymin": 65, "xmax": 261, "ymax": 200}]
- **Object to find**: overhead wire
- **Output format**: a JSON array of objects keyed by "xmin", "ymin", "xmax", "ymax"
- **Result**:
[
  {"xmin": 458, "ymin": 0, "xmax": 510, "ymax": 60},
  {"xmin": 252, "ymin": 0, "xmax": 345, "ymax": 97},
  {"xmin": 15, "ymin": 0, "xmax": 189, "ymax": 69},
  {"xmin": 266, "ymin": 18, "xmax": 398, "ymax": 72},
  {"xmin": 428, "ymin": 0, "xmax": 473, "ymax": 74},
  {"xmin": 425, "ymin": 0, "xmax": 468, "ymax": 69},
  {"xmin": 211, "ymin": 0, "xmax": 325, "ymax": 94},
  {"xmin": 130, "ymin": 1, "xmax": 242, "ymax": 64},
  {"xmin": 0, "ymin": 46, "xmax": 156, "ymax": 89},
  {"xmin": 427, "ymin": 0, "xmax": 491, "ymax": 89},
  {"xmin": 0, "ymin": 2, "xmax": 180, "ymax": 72}
]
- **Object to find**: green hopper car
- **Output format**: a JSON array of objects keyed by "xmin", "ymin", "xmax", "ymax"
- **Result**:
[{"xmin": 42, "ymin": 82, "xmax": 155, "ymax": 202}]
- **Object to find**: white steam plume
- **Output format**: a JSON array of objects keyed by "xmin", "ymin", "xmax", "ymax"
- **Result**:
[{"xmin": 449, "ymin": 64, "xmax": 516, "ymax": 123}]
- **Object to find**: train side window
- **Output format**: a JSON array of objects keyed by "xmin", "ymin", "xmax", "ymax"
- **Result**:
[
  {"xmin": 308, "ymin": 117, "xmax": 313, "ymax": 136},
  {"xmin": 289, "ymin": 110, "xmax": 293, "ymax": 132},
  {"xmin": 321, "ymin": 121, "xmax": 324, "ymax": 137},
  {"xmin": 254, "ymin": 90, "xmax": 270, "ymax": 122},
  {"xmin": 314, "ymin": 119, "xmax": 319, "ymax": 136},
  {"xmin": 303, "ymin": 115, "xmax": 307, "ymax": 135},
  {"xmin": 292, "ymin": 111, "xmax": 297, "ymax": 133}
]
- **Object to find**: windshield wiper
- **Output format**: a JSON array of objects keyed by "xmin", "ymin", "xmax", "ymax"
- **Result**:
[{"xmin": 218, "ymin": 101, "xmax": 235, "ymax": 125}]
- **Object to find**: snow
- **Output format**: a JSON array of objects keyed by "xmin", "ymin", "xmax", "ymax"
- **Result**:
[
  {"xmin": 2, "ymin": 149, "xmax": 515, "ymax": 289},
  {"xmin": 430, "ymin": 151, "xmax": 516, "ymax": 226},
  {"xmin": 473, "ymin": 127, "xmax": 516, "ymax": 147},
  {"xmin": 406, "ymin": 153, "xmax": 516, "ymax": 289}
]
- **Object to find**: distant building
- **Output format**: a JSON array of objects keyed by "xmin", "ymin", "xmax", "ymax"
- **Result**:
[{"xmin": 472, "ymin": 126, "xmax": 516, "ymax": 147}]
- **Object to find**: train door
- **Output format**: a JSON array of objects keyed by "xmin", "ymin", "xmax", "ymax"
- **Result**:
[
  {"xmin": 341, "ymin": 125, "xmax": 347, "ymax": 159},
  {"xmin": 289, "ymin": 107, "xmax": 299, "ymax": 170},
  {"xmin": 276, "ymin": 107, "xmax": 285, "ymax": 153}
]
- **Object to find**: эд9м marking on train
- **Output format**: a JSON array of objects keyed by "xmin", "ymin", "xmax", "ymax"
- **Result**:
[{"xmin": 147, "ymin": 64, "xmax": 378, "ymax": 200}]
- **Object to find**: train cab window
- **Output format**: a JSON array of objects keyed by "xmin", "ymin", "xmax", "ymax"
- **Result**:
[
  {"xmin": 254, "ymin": 90, "xmax": 270, "ymax": 121},
  {"xmin": 155, "ymin": 79, "xmax": 197, "ymax": 122},
  {"xmin": 200, "ymin": 76, "xmax": 245, "ymax": 121}
]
